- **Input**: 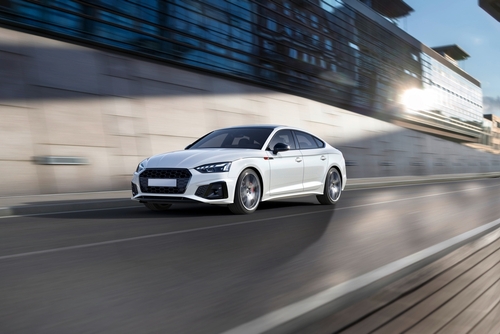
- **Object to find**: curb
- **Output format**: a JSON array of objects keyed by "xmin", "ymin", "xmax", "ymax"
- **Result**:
[
  {"xmin": 345, "ymin": 172, "xmax": 500, "ymax": 190},
  {"xmin": 222, "ymin": 219, "xmax": 500, "ymax": 334}
]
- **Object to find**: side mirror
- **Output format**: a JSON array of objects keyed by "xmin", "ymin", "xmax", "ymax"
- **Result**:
[{"xmin": 272, "ymin": 142, "xmax": 290, "ymax": 155}]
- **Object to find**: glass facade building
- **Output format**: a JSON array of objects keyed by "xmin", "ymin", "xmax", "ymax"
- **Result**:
[
  {"xmin": 0, "ymin": 0, "xmax": 483, "ymax": 140},
  {"xmin": 397, "ymin": 45, "xmax": 484, "ymax": 141},
  {"xmin": 420, "ymin": 53, "xmax": 483, "ymax": 124}
]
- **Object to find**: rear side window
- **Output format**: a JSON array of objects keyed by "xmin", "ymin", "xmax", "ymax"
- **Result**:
[
  {"xmin": 295, "ymin": 131, "xmax": 324, "ymax": 149},
  {"xmin": 314, "ymin": 137, "xmax": 325, "ymax": 148}
]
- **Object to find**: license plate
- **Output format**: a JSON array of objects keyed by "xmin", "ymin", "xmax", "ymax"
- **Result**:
[{"xmin": 148, "ymin": 179, "xmax": 176, "ymax": 187}]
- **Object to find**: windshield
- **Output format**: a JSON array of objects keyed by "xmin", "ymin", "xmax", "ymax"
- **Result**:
[{"xmin": 188, "ymin": 127, "xmax": 274, "ymax": 150}]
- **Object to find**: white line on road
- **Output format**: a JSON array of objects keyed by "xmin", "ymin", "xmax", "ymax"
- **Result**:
[
  {"xmin": 0, "ymin": 209, "xmax": 336, "ymax": 261},
  {"xmin": 2, "ymin": 182, "xmax": 499, "ymax": 221},
  {"xmin": 1, "ymin": 182, "xmax": 500, "ymax": 333},
  {"xmin": 221, "ymin": 218, "xmax": 500, "ymax": 334},
  {"xmin": 338, "ymin": 183, "xmax": 500, "ymax": 211},
  {"xmin": 0, "ymin": 205, "xmax": 139, "ymax": 220},
  {"xmin": 1, "ymin": 183, "xmax": 500, "ymax": 260}
]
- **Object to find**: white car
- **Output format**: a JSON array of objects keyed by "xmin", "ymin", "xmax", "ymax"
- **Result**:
[{"xmin": 131, "ymin": 125, "xmax": 346, "ymax": 214}]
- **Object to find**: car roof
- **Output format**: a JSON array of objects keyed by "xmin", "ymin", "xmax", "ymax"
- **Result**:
[{"xmin": 217, "ymin": 125, "xmax": 292, "ymax": 131}]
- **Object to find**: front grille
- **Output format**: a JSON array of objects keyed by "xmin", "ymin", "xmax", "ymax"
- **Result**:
[{"xmin": 139, "ymin": 168, "xmax": 192, "ymax": 194}]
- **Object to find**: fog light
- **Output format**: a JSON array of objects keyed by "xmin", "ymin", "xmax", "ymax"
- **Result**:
[
  {"xmin": 207, "ymin": 183, "xmax": 223, "ymax": 199},
  {"xmin": 197, "ymin": 182, "xmax": 228, "ymax": 199}
]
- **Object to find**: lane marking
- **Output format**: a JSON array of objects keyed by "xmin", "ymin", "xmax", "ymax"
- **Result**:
[
  {"xmin": 1, "ymin": 182, "xmax": 499, "ymax": 260},
  {"xmin": 0, "ymin": 206, "xmax": 140, "ymax": 220},
  {"xmin": 221, "ymin": 218, "xmax": 500, "ymax": 334},
  {"xmin": 0, "ymin": 209, "xmax": 337, "ymax": 261},
  {"xmin": 1, "ymin": 181, "xmax": 499, "ymax": 220},
  {"xmin": 1, "ymin": 182, "xmax": 500, "ymax": 332},
  {"xmin": 338, "ymin": 183, "xmax": 500, "ymax": 211}
]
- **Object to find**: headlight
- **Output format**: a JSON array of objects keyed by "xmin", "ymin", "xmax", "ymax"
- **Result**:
[
  {"xmin": 195, "ymin": 162, "xmax": 232, "ymax": 173},
  {"xmin": 136, "ymin": 158, "xmax": 148, "ymax": 173}
]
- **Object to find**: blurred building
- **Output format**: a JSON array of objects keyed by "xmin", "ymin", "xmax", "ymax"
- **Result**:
[
  {"xmin": 485, "ymin": 114, "xmax": 500, "ymax": 152},
  {"xmin": 0, "ymin": 0, "xmax": 484, "ymax": 142},
  {"xmin": 465, "ymin": 114, "xmax": 500, "ymax": 154},
  {"xmin": 394, "ymin": 44, "xmax": 484, "ymax": 143},
  {"xmin": 465, "ymin": 118, "xmax": 492, "ymax": 153},
  {"xmin": 479, "ymin": 0, "xmax": 500, "ymax": 22}
]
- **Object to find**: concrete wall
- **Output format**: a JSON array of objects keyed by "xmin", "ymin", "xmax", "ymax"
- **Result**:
[{"xmin": 1, "ymin": 27, "xmax": 499, "ymax": 196}]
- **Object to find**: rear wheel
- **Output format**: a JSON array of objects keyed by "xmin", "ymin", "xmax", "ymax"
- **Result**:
[
  {"xmin": 317, "ymin": 167, "xmax": 342, "ymax": 205},
  {"xmin": 144, "ymin": 203, "xmax": 172, "ymax": 211},
  {"xmin": 228, "ymin": 169, "xmax": 261, "ymax": 214}
]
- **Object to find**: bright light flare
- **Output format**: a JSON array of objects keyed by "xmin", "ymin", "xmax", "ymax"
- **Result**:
[{"xmin": 401, "ymin": 88, "xmax": 435, "ymax": 112}]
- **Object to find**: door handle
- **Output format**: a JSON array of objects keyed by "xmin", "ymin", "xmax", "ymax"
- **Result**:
[
  {"xmin": 296, "ymin": 157, "xmax": 302, "ymax": 163},
  {"xmin": 321, "ymin": 155, "xmax": 326, "ymax": 161}
]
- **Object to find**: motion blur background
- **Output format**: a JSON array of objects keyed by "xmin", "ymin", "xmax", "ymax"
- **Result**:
[{"xmin": 1, "ymin": 0, "xmax": 500, "ymax": 196}]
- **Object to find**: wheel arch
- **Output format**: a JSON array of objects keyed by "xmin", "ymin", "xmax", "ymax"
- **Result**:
[
  {"xmin": 242, "ymin": 166, "xmax": 264, "ymax": 201},
  {"xmin": 328, "ymin": 163, "xmax": 345, "ymax": 190},
  {"xmin": 232, "ymin": 158, "xmax": 267, "ymax": 201},
  {"xmin": 228, "ymin": 166, "xmax": 264, "ymax": 214}
]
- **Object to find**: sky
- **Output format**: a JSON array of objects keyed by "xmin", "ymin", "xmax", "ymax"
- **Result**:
[{"xmin": 401, "ymin": 0, "xmax": 500, "ymax": 115}]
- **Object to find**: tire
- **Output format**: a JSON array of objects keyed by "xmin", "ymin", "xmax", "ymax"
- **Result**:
[
  {"xmin": 228, "ymin": 169, "xmax": 261, "ymax": 214},
  {"xmin": 316, "ymin": 167, "xmax": 342, "ymax": 205},
  {"xmin": 144, "ymin": 203, "xmax": 172, "ymax": 211}
]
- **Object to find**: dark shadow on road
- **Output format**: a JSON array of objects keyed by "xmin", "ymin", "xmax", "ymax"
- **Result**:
[{"xmin": 13, "ymin": 198, "xmax": 322, "ymax": 220}]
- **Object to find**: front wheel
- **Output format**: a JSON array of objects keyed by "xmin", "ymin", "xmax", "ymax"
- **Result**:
[
  {"xmin": 316, "ymin": 167, "xmax": 342, "ymax": 205},
  {"xmin": 144, "ymin": 203, "xmax": 172, "ymax": 211},
  {"xmin": 228, "ymin": 169, "xmax": 261, "ymax": 214}
]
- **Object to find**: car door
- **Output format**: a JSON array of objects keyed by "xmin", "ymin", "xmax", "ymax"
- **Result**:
[
  {"xmin": 294, "ymin": 131, "xmax": 329, "ymax": 192},
  {"xmin": 267, "ymin": 130, "xmax": 304, "ymax": 196}
]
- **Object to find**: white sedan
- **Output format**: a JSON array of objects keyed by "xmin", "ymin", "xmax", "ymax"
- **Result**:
[{"xmin": 131, "ymin": 125, "xmax": 346, "ymax": 214}]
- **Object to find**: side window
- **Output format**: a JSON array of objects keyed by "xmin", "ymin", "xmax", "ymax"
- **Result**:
[
  {"xmin": 295, "ymin": 131, "xmax": 321, "ymax": 149},
  {"xmin": 314, "ymin": 136, "xmax": 325, "ymax": 148},
  {"xmin": 267, "ymin": 130, "xmax": 296, "ymax": 150}
]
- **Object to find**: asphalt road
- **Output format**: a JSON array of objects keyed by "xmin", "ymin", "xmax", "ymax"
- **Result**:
[{"xmin": 1, "ymin": 178, "xmax": 500, "ymax": 334}]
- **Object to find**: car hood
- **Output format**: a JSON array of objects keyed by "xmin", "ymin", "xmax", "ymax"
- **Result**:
[{"xmin": 145, "ymin": 149, "xmax": 264, "ymax": 169}]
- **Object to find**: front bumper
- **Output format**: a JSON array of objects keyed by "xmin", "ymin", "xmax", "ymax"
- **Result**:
[{"xmin": 131, "ymin": 168, "xmax": 235, "ymax": 205}]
